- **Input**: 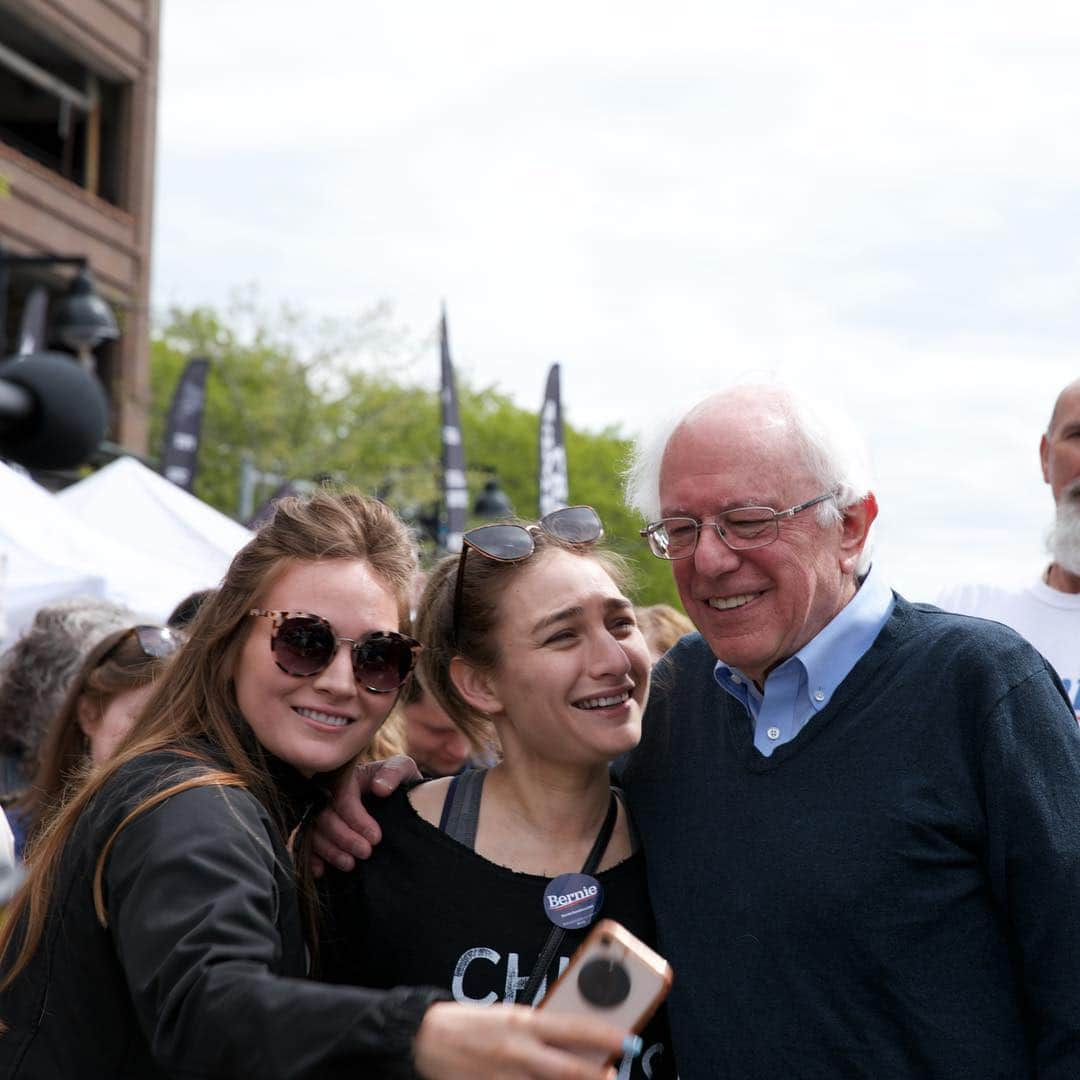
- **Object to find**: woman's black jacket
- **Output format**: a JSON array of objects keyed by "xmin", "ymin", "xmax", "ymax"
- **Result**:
[{"xmin": 0, "ymin": 744, "xmax": 445, "ymax": 1078}]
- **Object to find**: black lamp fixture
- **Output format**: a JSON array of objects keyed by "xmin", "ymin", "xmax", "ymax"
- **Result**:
[
  {"xmin": 0, "ymin": 248, "xmax": 119, "ymax": 366},
  {"xmin": 0, "ymin": 246, "xmax": 114, "ymax": 469},
  {"xmin": 50, "ymin": 265, "xmax": 120, "ymax": 360},
  {"xmin": 473, "ymin": 476, "xmax": 513, "ymax": 519}
]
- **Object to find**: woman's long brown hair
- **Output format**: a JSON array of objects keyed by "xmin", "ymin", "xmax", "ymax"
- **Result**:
[{"xmin": 0, "ymin": 488, "xmax": 416, "ymax": 992}]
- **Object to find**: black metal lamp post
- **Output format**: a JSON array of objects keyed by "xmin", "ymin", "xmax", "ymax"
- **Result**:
[
  {"xmin": 49, "ymin": 265, "xmax": 120, "ymax": 364},
  {"xmin": 0, "ymin": 249, "xmax": 119, "ymax": 366},
  {"xmin": 473, "ymin": 475, "xmax": 513, "ymax": 519},
  {"xmin": 378, "ymin": 466, "xmax": 513, "ymax": 551},
  {"xmin": 0, "ymin": 247, "xmax": 115, "ymax": 469}
]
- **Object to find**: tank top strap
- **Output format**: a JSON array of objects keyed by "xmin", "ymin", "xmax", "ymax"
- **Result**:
[{"xmin": 437, "ymin": 767, "xmax": 487, "ymax": 849}]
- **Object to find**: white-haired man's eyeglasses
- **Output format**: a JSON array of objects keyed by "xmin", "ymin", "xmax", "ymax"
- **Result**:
[{"xmin": 640, "ymin": 491, "xmax": 837, "ymax": 560}]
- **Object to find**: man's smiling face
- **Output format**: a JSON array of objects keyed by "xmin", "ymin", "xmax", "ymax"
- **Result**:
[{"xmin": 659, "ymin": 391, "xmax": 866, "ymax": 687}]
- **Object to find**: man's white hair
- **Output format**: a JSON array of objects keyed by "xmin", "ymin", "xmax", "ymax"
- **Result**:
[{"xmin": 623, "ymin": 382, "xmax": 876, "ymax": 574}]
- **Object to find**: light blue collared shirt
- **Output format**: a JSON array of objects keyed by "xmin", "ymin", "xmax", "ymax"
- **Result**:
[{"xmin": 713, "ymin": 566, "xmax": 895, "ymax": 757}]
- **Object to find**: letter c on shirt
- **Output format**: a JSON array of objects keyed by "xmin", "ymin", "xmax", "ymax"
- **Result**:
[{"xmin": 452, "ymin": 947, "xmax": 500, "ymax": 1005}]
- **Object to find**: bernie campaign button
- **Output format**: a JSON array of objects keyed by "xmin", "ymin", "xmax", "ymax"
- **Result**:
[{"xmin": 543, "ymin": 872, "xmax": 604, "ymax": 930}]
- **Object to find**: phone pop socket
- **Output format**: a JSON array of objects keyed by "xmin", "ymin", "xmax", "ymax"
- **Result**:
[
  {"xmin": 577, "ymin": 956, "xmax": 632, "ymax": 1008},
  {"xmin": 543, "ymin": 872, "xmax": 604, "ymax": 930}
]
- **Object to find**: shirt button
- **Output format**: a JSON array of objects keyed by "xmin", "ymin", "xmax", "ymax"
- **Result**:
[
  {"xmin": 730, "ymin": 674, "xmax": 742, "ymax": 685},
  {"xmin": 814, "ymin": 689, "xmax": 825, "ymax": 702},
  {"xmin": 767, "ymin": 727, "xmax": 780, "ymax": 740}
]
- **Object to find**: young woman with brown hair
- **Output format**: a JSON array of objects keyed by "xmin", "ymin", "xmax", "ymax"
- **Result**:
[
  {"xmin": 0, "ymin": 491, "xmax": 628, "ymax": 1080},
  {"xmin": 320, "ymin": 508, "xmax": 674, "ymax": 1080}
]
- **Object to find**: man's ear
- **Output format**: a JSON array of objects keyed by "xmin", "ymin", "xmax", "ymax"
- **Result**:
[
  {"xmin": 838, "ymin": 493, "xmax": 878, "ymax": 576},
  {"xmin": 1041, "ymin": 433, "xmax": 1051, "ymax": 485},
  {"xmin": 449, "ymin": 657, "xmax": 503, "ymax": 717}
]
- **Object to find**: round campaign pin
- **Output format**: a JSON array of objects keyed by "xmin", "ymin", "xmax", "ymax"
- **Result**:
[{"xmin": 543, "ymin": 872, "xmax": 604, "ymax": 930}]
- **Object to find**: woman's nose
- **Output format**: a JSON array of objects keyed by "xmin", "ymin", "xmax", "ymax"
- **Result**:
[
  {"xmin": 588, "ymin": 630, "xmax": 632, "ymax": 678},
  {"xmin": 312, "ymin": 641, "xmax": 357, "ymax": 696}
]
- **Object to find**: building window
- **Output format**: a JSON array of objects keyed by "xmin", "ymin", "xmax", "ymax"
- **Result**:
[{"xmin": 0, "ymin": 12, "xmax": 129, "ymax": 208}]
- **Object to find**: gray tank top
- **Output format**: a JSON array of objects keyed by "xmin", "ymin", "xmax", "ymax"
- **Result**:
[
  {"xmin": 436, "ymin": 767, "xmax": 637, "ymax": 851},
  {"xmin": 438, "ymin": 767, "xmax": 487, "ymax": 848}
]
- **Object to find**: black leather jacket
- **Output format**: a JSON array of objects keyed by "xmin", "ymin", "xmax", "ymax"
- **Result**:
[{"xmin": 0, "ymin": 742, "xmax": 445, "ymax": 1078}]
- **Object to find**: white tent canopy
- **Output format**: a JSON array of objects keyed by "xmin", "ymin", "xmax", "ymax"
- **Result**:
[
  {"xmin": 57, "ymin": 456, "xmax": 252, "ymax": 584},
  {"xmin": 0, "ymin": 462, "xmax": 109, "ymax": 646},
  {"xmin": 0, "ymin": 544, "xmax": 107, "ymax": 649},
  {"xmin": 0, "ymin": 460, "xmax": 241, "ymax": 648}
]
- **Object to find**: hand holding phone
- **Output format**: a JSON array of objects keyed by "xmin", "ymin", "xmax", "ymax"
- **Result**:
[{"xmin": 538, "ymin": 919, "xmax": 673, "ymax": 1066}]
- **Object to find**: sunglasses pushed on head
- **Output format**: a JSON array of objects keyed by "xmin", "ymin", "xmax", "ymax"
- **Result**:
[
  {"xmin": 98, "ymin": 624, "xmax": 184, "ymax": 668},
  {"xmin": 452, "ymin": 505, "xmax": 604, "ymax": 638}
]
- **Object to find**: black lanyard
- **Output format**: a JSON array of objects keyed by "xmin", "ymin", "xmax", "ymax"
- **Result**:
[{"xmin": 521, "ymin": 790, "xmax": 619, "ymax": 1007}]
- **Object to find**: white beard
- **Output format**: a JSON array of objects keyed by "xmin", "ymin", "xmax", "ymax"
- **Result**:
[{"xmin": 1047, "ymin": 487, "xmax": 1080, "ymax": 575}]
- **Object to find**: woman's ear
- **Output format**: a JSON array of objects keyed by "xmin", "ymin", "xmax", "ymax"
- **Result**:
[
  {"xmin": 76, "ymin": 695, "xmax": 99, "ymax": 739},
  {"xmin": 449, "ymin": 657, "xmax": 504, "ymax": 717}
]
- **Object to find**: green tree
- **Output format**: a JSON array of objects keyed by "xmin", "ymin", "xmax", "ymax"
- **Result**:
[
  {"xmin": 149, "ymin": 295, "xmax": 679, "ymax": 608},
  {"xmin": 149, "ymin": 289, "xmax": 439, "ymax": 516}
]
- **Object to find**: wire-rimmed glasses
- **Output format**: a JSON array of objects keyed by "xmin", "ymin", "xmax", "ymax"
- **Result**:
[{"xmin": 640, "ymin": 491, "xmax": 836, "ymax": 560}]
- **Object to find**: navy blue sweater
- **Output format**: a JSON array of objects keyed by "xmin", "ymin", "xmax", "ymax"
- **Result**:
[{"xmin": 621, "ymin": 595, "xmax": 1080, "ymax": 1079}]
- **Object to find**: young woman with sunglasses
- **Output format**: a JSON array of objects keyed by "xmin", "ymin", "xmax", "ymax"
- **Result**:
[
  {"xmin": 13, "ymin": 623, "xmax": 182, "ymax": 851},
  {"xmin": 320, "ymin": 507, "xmax": 675, "ymax": 1080},
  {"xmin": 0, "ymin": 491, "xmax": 629, "ymax": 1080}
]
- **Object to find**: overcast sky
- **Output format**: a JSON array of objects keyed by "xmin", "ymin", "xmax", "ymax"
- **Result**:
[{"xmin": 153, "ymin": 1, "xmax": 1080, "ymax": 600}]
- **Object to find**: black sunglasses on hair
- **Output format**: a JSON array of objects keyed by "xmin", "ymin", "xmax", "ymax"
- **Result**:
[
  {"xmin": 100, "ymin": 625, "xmax": 183, "ymax": 666},
  {"xmin": 452, "ymin": 505, "xmax": 604, "ymax": 640},
  {"xmin": 249, "ymin": 610, "xmax": 421, "ymax": 694}
]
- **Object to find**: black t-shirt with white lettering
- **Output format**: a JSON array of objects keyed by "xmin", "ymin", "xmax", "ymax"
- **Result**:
[{"xmin": 320, "ymin": 784, "xmax": 675, "ymax": 1080}]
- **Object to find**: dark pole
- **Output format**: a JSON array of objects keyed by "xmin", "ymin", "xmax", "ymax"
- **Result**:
[{"xmin": 0, "ymin": 247, "xmax": 91, "ymax": 357}]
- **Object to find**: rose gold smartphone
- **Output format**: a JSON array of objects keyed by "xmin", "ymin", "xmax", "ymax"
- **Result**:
[{"xmin": 538, "ymin": 919, "xmax": 674, "ymax": 1065}]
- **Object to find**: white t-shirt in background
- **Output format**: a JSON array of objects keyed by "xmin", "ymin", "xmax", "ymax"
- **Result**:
[{"xmin": 937, "ymin": 575, "xmax": 1080, "ymax": 720}]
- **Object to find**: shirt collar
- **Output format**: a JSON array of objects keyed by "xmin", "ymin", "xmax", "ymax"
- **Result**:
[
  {"xmin": 713, "ymin": 564, "xmax": 894, "ymax": 711},
  {"xmin": 795, "ymin": 564, "xmax": 893, "ymax": 710}
]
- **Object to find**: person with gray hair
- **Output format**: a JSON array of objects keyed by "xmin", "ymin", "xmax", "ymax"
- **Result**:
[
  {"xmin": 617, "ymin": 381, "xmax": 1080, "ymax": 1078},
  {"xmin": 938, "ymin": 377, "xmax": 1080, "ymax": 720},
  {"xmin": 0, "ymin": 597, "xmax": 135, "ymax": 807}
]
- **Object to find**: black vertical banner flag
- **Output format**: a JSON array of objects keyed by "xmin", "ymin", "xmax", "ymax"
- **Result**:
[
  {"xmin": 440, "ymin": 309, "xmax": 467, "ymax": 552},
  {"xmin": 160, "ymin": 356, "xmax": 210, "ymax": 492},
  {"xmin": 538, "ymin": 363, "xmax": 569, "ymax": 517}
]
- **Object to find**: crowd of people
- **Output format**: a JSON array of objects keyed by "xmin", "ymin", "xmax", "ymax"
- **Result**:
[{"xmin": 0, "ymin": 376, "xmax": 1077, "ymax": 1078}]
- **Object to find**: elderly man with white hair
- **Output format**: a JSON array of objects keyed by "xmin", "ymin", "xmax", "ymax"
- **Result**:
[
  {"xmin": 316, "ymin": 382, "xmax": 1080, "ymax": 1079},
  {"xmin": 619, "ymin": 383, "xmax": 1080, "ymax": 1079},
  {"xmin": 939, "ymin": 377, "xmax": 1080, "ymax": 720}
]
